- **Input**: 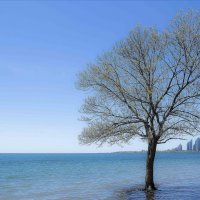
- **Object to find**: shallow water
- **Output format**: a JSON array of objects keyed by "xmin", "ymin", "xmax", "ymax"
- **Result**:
[{"xmin": 0, "ymin": 152, "xmax": 199, "ymax": 200}]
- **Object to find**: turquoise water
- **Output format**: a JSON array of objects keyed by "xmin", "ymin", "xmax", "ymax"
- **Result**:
[{"xmin": 0, "ymin": 152, "xmax": 200, "ymax": 200}]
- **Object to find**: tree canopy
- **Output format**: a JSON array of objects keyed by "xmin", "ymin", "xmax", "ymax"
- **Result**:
[{"xmin": 77, "ymin": 10, "xmax": 200, "ymax": 147}]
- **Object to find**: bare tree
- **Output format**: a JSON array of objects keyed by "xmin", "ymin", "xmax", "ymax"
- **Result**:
[{"xmin": 77, "ymin": 10, "xmax": 200, "ymax": 191}]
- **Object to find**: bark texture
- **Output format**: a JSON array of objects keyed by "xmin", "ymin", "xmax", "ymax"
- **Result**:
[{"xmin": 145, "ymin": 138, "xmax": 157, "ymax": 191}]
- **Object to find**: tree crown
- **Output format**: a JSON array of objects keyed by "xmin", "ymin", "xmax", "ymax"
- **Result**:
[{"xmin": 77, "ymin": 10, "xmax": 200, "ymax": 146}]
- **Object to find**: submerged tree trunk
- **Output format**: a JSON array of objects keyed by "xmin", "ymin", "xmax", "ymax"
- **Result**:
[{"xmin": 145, "ymin": 138, "xmax": 157, "ymax": 191}]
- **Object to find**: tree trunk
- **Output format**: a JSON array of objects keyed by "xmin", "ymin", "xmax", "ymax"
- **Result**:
[{"xmin": 145, "ymin": 138, "xmax": 157, "ymax": 191}]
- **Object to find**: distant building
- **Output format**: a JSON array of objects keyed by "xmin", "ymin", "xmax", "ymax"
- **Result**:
[
  {"xmin": 174, "ymin": 144, "xmax": 182, "ymax": 151},
  {"xmin": 187, "ymin": 140, "xmax": 193, "ymax": 151},
  {"xmin": 193, "ymin": 138, "xmax": 200, "ymax": 152}
]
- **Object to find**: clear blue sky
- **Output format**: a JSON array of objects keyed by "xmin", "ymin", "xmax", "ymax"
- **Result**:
[{"xmin": 0, "ymin": 1, "xmax": 199, "ymax": 153}]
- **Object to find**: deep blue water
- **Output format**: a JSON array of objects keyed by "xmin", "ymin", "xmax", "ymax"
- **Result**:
[{"xmin": 0, "ymin": 152, "xmax": 200, "ymax": 200}]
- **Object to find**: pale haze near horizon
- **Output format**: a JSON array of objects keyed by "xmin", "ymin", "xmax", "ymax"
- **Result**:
[{"xmin": 0, "ymin": 1, "xmax": 199, "ymax": 153}]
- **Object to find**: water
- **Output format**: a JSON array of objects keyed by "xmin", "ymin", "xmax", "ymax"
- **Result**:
[{"xmin": 0, "ymin": 152, "xmax": 200, "ymax": 200}]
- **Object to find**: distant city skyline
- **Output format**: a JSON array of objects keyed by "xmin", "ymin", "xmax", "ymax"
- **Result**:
[
  {"xmin": 174, "ymin": 144, "xmax": 183, "ymax": 152},
  {"xmin": 187, "ymin": 140, "xmax": 193, "ymax": 151},
  {"xmin": 173, "ymin": 138, "xmax": 200, "ymax": 152},
  {"xmin": 0, "ymin": 1, "xmax": 200, "ymax": 152},
  {"xmin": 193, "ymin": 138, "xmax": 200, "ymax": 152}
]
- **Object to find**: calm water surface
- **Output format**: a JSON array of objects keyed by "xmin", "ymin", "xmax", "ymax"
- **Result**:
[{"xmin": 0, "ymin": 152, "xmax": 200, "ymax": 200}]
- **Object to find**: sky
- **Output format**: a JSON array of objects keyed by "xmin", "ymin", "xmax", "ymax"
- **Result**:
[{"xmin": 0, "ymin": 1, "xmax": 199, "ymax": 153}]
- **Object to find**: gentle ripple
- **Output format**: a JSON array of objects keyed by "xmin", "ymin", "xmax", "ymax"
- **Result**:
[{"xmin": 0, "ymin": 152, "xmax": 199, "ymax": 200}]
